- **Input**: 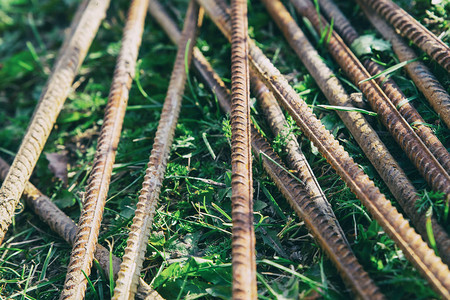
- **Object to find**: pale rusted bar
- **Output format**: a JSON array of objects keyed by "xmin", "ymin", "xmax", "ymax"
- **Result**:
[
  {"xmin": 60, "ymin": 0, "xmax": 149, "ymax": 299},
  {"xmin": 0, "ymin": 157, "xmax": 164, "ymax": 300},
  {"xmin": 149, "ymin": 1, "xmax": 384, "ymax": 298},
  {"xmin": 111, "ymin": 2, "xmax": 199, "ymax": 299},
  {"xmin": 198, "ymin": 0, "xmax": 450, "ymax": 297},
  {"xmin": 0, "ymin": 0, "xmax": 110, "ymax": 245},
  {"xmin": 317, "ymin": 0, "xmax": 450, "ymax": 174}
]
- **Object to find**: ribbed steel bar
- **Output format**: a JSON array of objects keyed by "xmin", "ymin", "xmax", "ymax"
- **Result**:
[
  {"xmin": 0, "ymin": 157, "xmax": 164, "ymax": 300},
  {"xmin": 290, "ymin": 0, "xmax": 450, "ymax": 203},
  {"xmin": 149, "ymin": 2, "xmax": 384, "ymax": 298},
  {"xmin": 0, "ymin": 0, "xmax": 110, "ymax": 245},
  {"xmin": 262, "ymin": 0, "xmax": 450, "ymax": 266},
  {"xmin": 359, "ymin": 0, "xmax": 450, "ymax": 72},
  {"xmin": 198, "ymin": 0, "xmax": 450, "ymax": 296},
  {"xmin": 357, "ymin": 1, "xmax": 450, "ymax": 129},
  {"xmin": 60, "ymin": 1, "xmax": 149, "ymax": 299},
  {"xmin": 229, "ymin": 0, "xmax": 257, "ymax": 298},
  {"xmin": 317, "ymin": 0, "xmax": 450, "ymax": 174},
  {"xmin": 251, "ymin": 73, "xmax": 338, "ymax": 223},
  {"xmin": 112, "ymin": 2, "xmax": 198, "ymax": 299}
]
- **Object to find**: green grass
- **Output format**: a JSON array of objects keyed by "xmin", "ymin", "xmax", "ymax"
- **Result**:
[{"xmin": 0, "ymin": 0, "xmax": 449, "ymax": 299}]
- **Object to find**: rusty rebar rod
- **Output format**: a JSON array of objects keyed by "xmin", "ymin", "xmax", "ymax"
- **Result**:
[
  {"xmin": 229, "ymin": 0, "xmax": 257, "ymax": 298},
  {"xmin": 0, "ymin": 0, "xmax": 110, "ymax": 245},
  {"xmin": 197, "ymin": 0, "xmax": 450, "ymax": 296},
  {"xmin": 290, "ymin": 0, "xmax": 450, "ymax": 203},
  {"xmin": 0, "ymin": 157, "xmax": 164, "ymax": 300},
  {"xmin": 112, "ymin": 2, "xmax": 198, "ymax": 299},
  {"xmin": 262, "ymin": 0, "xmax": 450, "ymax": 266},
  {"xmin": 149, "ymin": 1, "xmax": 384, "ymax": 298},
  {"xmin": 356, "ymin": 1, "xmax": 450, "ymax": 129},
  {"xmin": 60, "ymin": 1, "xmax": 149, "ymax": 299},
  {"xmin": 317, "ymin": 0, "xmax": 450, "ymax": 174},
  {"xmin": 358, "ymin": 0, "xmax": 450, "ymax": 72}
]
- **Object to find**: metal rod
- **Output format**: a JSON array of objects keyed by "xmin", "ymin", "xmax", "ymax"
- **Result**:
[
  {"xmin": 199, "ymin": 0, "xmax": 450, "ymax": 297},
  {"xmin": 60, "ymin": 0, "xmax": 149, "ymax": 299},
  {"xmin": 0, "ymin": 0, "xmax": 110, "ymax": 245},
  {"xmin": 229, "ymin": 0, "xmax": 257, "ymax": 298},
  {"xmin": 149, "ymin": 1, "xmax": 383, "ymax": 298},
  {"xmin": 290, "ymin": 0, "xmax": 450, "ymax": 203},
  {"xmin": 318, "ymin": 0, "xmax": 450, "ymax": 174},
  {"xmin": 112, "ymin": 2, "xmax": 199, "ymax": 299},
  {"xmin": 356, "ymin": 0, "xmax": 450, "ymax": 129},
  {"xmin": 358, "ymin": 0, "xmax": 450, "ymax": 72},
  {"xmin": 0, "ymin": 157, "xmax": 164, "ymax": 300},
  {"xmin": 263, "ymin": 0, "xmax": 450, "ymax": 267}
]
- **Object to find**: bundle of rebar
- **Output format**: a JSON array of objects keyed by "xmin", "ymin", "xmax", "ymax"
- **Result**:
[{"xmin": 1, "ymin": 0, "xmax": 449, "ymax": 299}]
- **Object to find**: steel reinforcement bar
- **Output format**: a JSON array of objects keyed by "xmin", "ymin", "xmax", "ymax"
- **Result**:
[
  {"xmin": 112, "ymin": 2, "xmax": 198, "ymax": 299},
  {"xmin": 317, "ymin": 0, "xmax": 450, "ymax": 174},
  {"xmin": 149, "ymin": 1, "xmax": 384, "ymax": 298},
  {"xmin": 356, "ymin": 0, "xmax": 450, "ymax": 129},
  {"xmin": 290, "ymin": 0, "xmax": 450, "ymax": 203},
  {"xmin": 60, "ymin": 0, "xmax": 149, "ymax": 299},
  {"xmin": 199, "ymin": 0, "xmax": 450, "ymax": 296},
  {"xmin": 229, "ymin": 0, "xmax": 257, "ymax": 297},
  {"xmin": 0, "ymin": 0, "xmax": 110, "ymax": 245},
  {"xmin": 262, "ymin": 0, "xmax": 450, "ymax": 266},
  {"xmin": 358, "ymin": 0, "xmax": 450, "ymax": 72},
  {"xmin": 0, "ymin": 157, "xmax": 164, "ymax": 300}
]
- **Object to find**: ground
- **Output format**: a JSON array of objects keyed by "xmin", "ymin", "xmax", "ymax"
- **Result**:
[{"xmin": 0, "ymin": 0, "xmax": 449, "ymax": 299}]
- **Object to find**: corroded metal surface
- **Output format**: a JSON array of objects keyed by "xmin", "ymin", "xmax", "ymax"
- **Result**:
[
  {"xmin": 290, "ymin": 0, "xmax": 450, "ymax": 203},
  {"xmin": 357, "ymin": 0, "xmax": 450, "ymax": 129},
  {"xmin": 229, "ymin": 0, "xmax": 257, "ymax": 298},
  {"xmin": 0, "ymin": 157, "xmax": 164, "ymax": 300},
  {"xmin": 359, "ymin": 0, "xmax": 450, "ymax": 72},
  {"xmin": 60, "ymin": 0, "xmax": 149, "ymax": 299},
  {"xmin": 112, "ymin": 2, "xmax": 199, "ymax": 299},
  {"xmin": 318, "ymin": 0, "xmax": 450, "ymax": 174},
  {"xmin": 150, "ymin": 2, "xmax": 383, "ymax": 298},
  {"xmin": 198, "ymin": 0, "xmax": 450, "ymax": 297},
  {"xmin": 264, "ymin": 0, "xmax": 450, "ymax": 267},
  {"xmin": 0, "ymin": 0, "xmax": 110, "ymax": 245}
]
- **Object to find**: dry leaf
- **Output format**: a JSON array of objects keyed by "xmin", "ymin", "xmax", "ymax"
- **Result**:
[{"xmin": 45, "ymin": 151, "xmax": 69, "ymax": 186}]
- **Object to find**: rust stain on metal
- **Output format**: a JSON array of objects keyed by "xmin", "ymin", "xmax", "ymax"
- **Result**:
[
  {"xmin": 230, "ymin": 0, "xmax": 257, "ymax": 298},
  {"xmin": 357, "ymin": 0, "xmax": 450, "ymax": 129},
  {"xmin": 0, "ymin": 0, "xmax": 110, "ymax": 246},
  {"xmin": 60, "ymin": 0, "xmax": 149, "ymax": 299},
  {"xmin": 0, "ymin": 157, "xmax": 164, "ymax": 300},
  {"xmin": 264, "ymin": 0, "xmax": 450, "ymax": 267},
  {"xmin": 290, "ymin": 0, "xmax": 450, "ymax": 203},
  {"xmin": 198, "ymin": 0, "xmax": 450, "ymax": 297},
  {"xmin": 318, "ymin": 0, "xmax": 450, "ymax": 174},
  {"xmin": 112, "ymin": 2, "xmax": 199, "ymax": 299},
  {"xmin": 359, "ymin": 0, "xmax": 450, "ymax": 72}
]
